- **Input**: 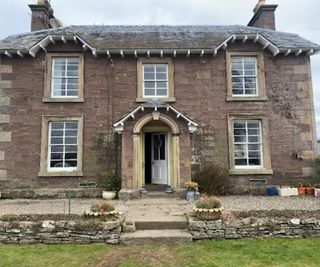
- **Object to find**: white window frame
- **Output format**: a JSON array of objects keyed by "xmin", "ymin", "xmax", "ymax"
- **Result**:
[
  {"xmin": 142, "ymin": 64, "xmax": 169, "ymax": 98},
  {"xmin": 231, "ymin": 56, "xmax": 259, "ymax": 97},
  {"xmin": 51, "ymin": 57, "xmax": 80, "ymax": 98},
  {"xmin": 233, "ymin": 120, "xmax": 263, "ymax": 169},
  {"xmin": 47, "ymin": 121, "xmax": 78, "ymax": 172}
]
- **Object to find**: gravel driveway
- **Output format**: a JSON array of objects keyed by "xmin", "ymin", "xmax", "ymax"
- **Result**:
[{"xmin": 0, "ymin": 196, "xmax": 319, "ymax": 215}]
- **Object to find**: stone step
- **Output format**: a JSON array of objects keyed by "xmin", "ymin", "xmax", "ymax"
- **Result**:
[
  {"xmin": 120, "ymin": 230, "xmax": 192, "ymax": 244},
  {"xmin": 135, "ymin": 220, "xmax": 188, "ymax": 230},
  {"xmin": 140, "ymin": 191, "xmax": 176, "ymax": 198}
]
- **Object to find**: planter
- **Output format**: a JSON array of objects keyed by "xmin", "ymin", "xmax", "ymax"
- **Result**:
[
  {"xmin": 266, "ymin": 186, "xmax": 277, "ymax": 196},
  {"xmin": 102, "ymin": 191, "xmax": 117, "ymax": 200},
  {"xmin": 193, "ymin": 207, "xmax": 223, "ymax": 221},
  {"xmin": 276, "ymin": 187, "xmax": 298, "ymax": 197},
  {"xmin": 186, "ymin": 190, "xmax": 196, "ymax": 201},
  {"xmin": 305, "ymin": 184, "xmax": 314, "ymax": 196},
  {"xmin": 298, "ymin": 186, "xmax": 306, "ymax": 196},
  {"xmin": 315, "ymin": 188, "xmax": 320, "ymax": 198}
]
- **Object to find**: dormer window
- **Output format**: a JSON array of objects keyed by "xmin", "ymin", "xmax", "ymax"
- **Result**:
[
  {"xmin": 43, "ymin": 53, "xmax": 84, "ymax": 102},
  {"xmin": 136, "ymin": 58, "xmax": 175, "ymax": 102}
]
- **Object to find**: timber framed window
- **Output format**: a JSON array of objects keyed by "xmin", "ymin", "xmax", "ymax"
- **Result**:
[
  {"xmin": 38, "ymin": 115, "xmax": 83, "ymax": 177},
  {"xmin": 233, "ymin": 120, "xmax": 262, "ymax": 168},
  {"xmin": 228, "ymin": 114, "xmax": 272, "ymax": 175},
  {"xmin": 43, "ymin": 53, "xmax": 84, "ymax": 102},
  {"xmin": 226, "ymin": 52, "xmax": 266, "ymax": 101},
  {"xmin": 137, "ymin": 58, "xmax": 175, "ymax": 102}
]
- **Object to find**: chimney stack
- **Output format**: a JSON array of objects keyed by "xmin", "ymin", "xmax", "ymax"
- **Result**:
[
  {"xmin": 29, "ymin": 0, "xmax": 55, "ymax": 31},
  {"xmin": 248, "ymin": 0, "xmax": 278, "ymax": 30}
]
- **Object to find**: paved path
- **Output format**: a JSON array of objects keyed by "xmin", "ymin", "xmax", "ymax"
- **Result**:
[{"xmin": 0, "ymin": 196, "xmax": 319, "ymax": 215}]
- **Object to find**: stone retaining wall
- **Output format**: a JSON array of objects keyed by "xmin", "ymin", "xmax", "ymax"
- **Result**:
[
  {"xmin": 188, "ymin": 216, "xmax": 320, "ymax": 240},
  {"xmin": 0, "ymin": 219, "xmax": 122, "ymax": 244}
]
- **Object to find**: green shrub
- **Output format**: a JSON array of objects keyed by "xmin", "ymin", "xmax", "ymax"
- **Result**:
[
  {"xmin": 193, "ymin": 163, "xmax": 232, "ymax": 196},
  {"xmin": 105, "ymin": 170, "xmax": 121, "ymax": 191}
]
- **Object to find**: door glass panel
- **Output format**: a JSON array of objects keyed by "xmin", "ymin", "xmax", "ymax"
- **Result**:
[
  {"xmin": 153, "ymin": 135, "xmax": 160, "ymax": 160},
  {"xmin": 160, "ymin": 134, "xmax": 165, "ymax": 160}
]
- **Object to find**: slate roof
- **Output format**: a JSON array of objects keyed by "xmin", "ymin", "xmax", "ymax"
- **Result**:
[{"xmin": 0, "ymin": 25, "xmax": 319, "ymax": 53}]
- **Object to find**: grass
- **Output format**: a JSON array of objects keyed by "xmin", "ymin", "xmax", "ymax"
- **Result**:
[{"xmin": 0, "ymin": 238, "xmax": 320, "ymax": 267}]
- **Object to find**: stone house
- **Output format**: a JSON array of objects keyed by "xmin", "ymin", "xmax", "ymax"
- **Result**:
[{"xmin": 0, "ymin": 0, "xmax": 319, "ymax": 197}]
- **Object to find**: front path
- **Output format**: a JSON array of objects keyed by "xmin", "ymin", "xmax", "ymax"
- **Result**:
[{"xmin": 0, "ymin": 196, "xmax": 319, "ymax": 215}]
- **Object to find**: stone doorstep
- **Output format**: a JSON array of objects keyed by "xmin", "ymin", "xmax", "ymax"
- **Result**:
[{"xmin": 120, "ymin": 229, "xmax": 192, "ymax": 244}]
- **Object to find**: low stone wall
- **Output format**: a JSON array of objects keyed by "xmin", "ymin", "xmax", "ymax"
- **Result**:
[
  {"xmin": 0, "ymin": 219, "xmax": 122, "ymax": 244},
  {"xmin": 188, "ymin": 215, "xmax": 320, "ymax": 240},
  {"xmin": 0, "ymin": 188, "xmax": 103, "ymax": 199}
]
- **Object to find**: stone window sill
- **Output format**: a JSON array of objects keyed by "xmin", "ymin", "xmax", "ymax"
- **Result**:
[
  {"xmin": 229, "ymin": 168, "xmax": 273, "ymax": 175},
  {"xmin": 43, "ymin": 97, "xmax": 84, "ymax": 103},
  {"xmin": 136, "ymin": 97, "xmax": 176, "ymax": 103},
  {"xmin": 38, "ymin": 170, "xmax": 83, "ymax": 177},
  {"xmin": 226, "ymin": 96, "xmax": 268, "ymax": 102}
]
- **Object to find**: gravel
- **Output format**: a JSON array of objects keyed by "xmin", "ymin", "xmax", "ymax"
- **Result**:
[{"xmin": 0, "ymin": 196, "xmax": 319, "ymax": 215}]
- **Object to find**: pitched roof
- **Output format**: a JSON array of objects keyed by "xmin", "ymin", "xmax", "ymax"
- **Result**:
[{"xmin": 0, "ymin": 25, "xmax": 319, "ymax": 56}]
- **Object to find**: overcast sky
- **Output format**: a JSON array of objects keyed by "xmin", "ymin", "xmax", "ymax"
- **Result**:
[{"xmin": 0, "ymin": 0, "xmax": 319, "ymax": 137}]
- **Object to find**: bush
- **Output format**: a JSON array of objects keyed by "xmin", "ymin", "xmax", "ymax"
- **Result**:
[
  {"xmin": 105, "ymin": 170, "xmax": 121, "ymax": 191},
  {"xmin": 193, "ymin": 163, "xmax": 232, "ymax": 196},
  {"xmin": 195, "ymin": 195, "xmax": 222, "ymax": 209}
]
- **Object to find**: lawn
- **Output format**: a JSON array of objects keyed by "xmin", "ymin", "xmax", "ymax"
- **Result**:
[{"xmin": 0, "ymin": 238, "xmax": 320, "ymax": 267}]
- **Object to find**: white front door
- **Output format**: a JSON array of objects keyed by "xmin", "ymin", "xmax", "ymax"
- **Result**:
[{"xmin": 151, "ymin": 133, "xmax": 168, "ymax": 184}]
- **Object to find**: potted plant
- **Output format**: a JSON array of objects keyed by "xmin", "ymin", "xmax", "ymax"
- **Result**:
[
  {"xmin": 314, "ymin": 184, "xmax": 320, "ymax": 197},
  {"xmin": 102, "ymin": 170, "xmax": 120, "ymax": 200},
  {"xmin": 83, "ymin": 202, "xmax": 118, "ymax": 217},
  {"xmin": 184, "ymin": 181, "xmax": 199, "ymax": 201},
  {"xmin": 193, "ymin": 195, "xmax": 224, "ymax": 220}
]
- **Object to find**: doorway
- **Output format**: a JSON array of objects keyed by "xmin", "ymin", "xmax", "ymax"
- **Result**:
[{"xmin": 144, "ymin": 132, "xmax": 168, "ymax": 185}]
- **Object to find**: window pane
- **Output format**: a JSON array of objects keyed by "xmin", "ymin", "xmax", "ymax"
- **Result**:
[
  {"xmin": 51, "ymin": 145, "xmax": 63, "ymax": 152},
  {"xmin": 234, "ymin": 129, "xmax": 246, "ymax": 135},
  {"xmin": 144, "ymin": 81, "xmax": 155, "ymax": 89},
  {"xmin": 50, "ymin": 161, "xmax": 64, "ymax": 168},
  {"xmin": 65, "ymin": 160, "xmax": 77, "ymax": 167},
  {"xmin": 248, "ymin": 135, "xmax": 260, "ymax": 142},
  {"xmin": 144, "ymin": 73, "xmax": 154, "ymax": 80},
  {"xmin": 50, "ymin": 137, "xmax": 63, "ymax": 144},
  {"xmin": 249, "ymin": 158, "xmax": 261, "ymax": 166},
  {"xmin": 51, "ymin": 123, "xmax": 64, "ymax": 129},
  {"xmin": 144, "ymin": 66, "xmax": 154, "ymax": 73},
  {"xmin": 51, "ymin": 153, "xmax": 63, "ymax": 160},
  {"xmin": 156, "ymin": 82, "xmax": 167, "ymax": 89},
  {"xmin": 156, "ymin": 73, "xmax": 167, "ymax": 80},
  {"xmin": 159, "ymin": 134, "xmax": 165, "ymax": 160},
  {"xmin": 65, "ymin": 137, "xmax": 77, "ymax": 144},
  {"xmin": 65, "ymin": 153, "xmax": 77, "ymax": 160},
  {"xmin": 234, "ymin": 135, "xmax": 246, "ymax": 142},
  {"xmin": 234, "ymin": 122, "xmax": 246, "ymax": 129},
  {"xmin": 248, "ymin": 144, "xmax": 260, "ymax": 151},
  {"xmin": 156, "ymin": 65, "xmax": 167, "ymax": 72},
  {"xmin": 66, "ymin": 122, "xmax": 78, "ymax": 130},
  {"xmin": 235, "ymin": 159, "xmax": 247, "ymax": 165},
  {"xmin": 157, "ymin": 89, "xmax": 167, "ymax": 96},
  {"xmin": 65, "ymin": 145, "xmax": 77, "ymax": 152},
  {"xmin": 145, "ymin": 89, "xmax": 155, "ymax": 96}
]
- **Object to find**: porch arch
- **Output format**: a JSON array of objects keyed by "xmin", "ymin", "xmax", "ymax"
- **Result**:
[
  {"xmin": 132, "ymin": 112, "xmax": 181, "ymax": 189},
  {"xmin": 133, "ymin": 113, "xmax": 180, "ymax": 135}
]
